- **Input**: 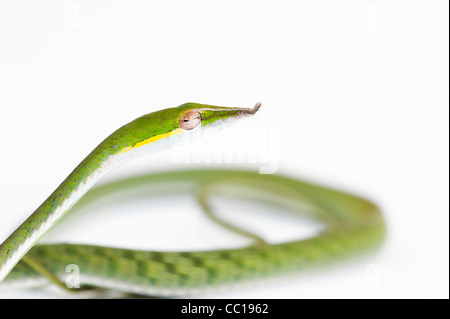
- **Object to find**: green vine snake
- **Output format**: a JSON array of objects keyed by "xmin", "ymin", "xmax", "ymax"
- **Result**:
[{"xmin": 0, "ymin": 102, "xmax": 385, "ymax": 296}]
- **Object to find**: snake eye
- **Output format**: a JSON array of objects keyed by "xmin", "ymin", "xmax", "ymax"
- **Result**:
[{"xmin": 179, "ymin": 111, "xmax": 201, "ymax": 130}]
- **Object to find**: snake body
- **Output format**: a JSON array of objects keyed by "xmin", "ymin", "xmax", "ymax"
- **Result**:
[{"xmin": 0, "ymin": 102, "xmax": 385, "ymax": 296}]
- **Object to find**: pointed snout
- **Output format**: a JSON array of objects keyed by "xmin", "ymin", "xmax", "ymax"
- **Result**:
[{"xmin": 241, "ymin": 102, "xmax": 261, "ymax": 115}]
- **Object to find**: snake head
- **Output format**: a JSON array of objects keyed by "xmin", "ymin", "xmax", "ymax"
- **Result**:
[
  {"xmin": 177, "ymin": 102, "xmax": 261, "ymax": 131},
  {"xmin": 116, "ymin": 102, "xmax": 261, "ymax": 155}
]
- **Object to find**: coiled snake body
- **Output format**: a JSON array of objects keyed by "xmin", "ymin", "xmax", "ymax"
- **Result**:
[{"xmin": 0, "ymin": 102, "xmax": 385, "ymax": 296}]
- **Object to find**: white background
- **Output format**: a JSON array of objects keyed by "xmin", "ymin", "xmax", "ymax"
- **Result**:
[{"xmin": 0, "ymin": 1, "xmax": 448, "ymax": 298}]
